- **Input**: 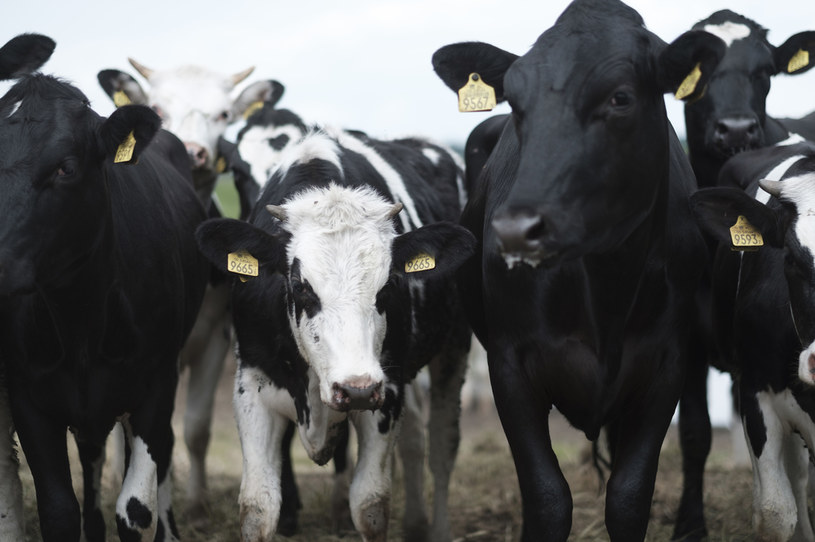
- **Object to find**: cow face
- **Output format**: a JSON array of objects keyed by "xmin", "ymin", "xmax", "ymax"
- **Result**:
[
  {"xmin": 690, "ymin": 174, "xmax": 815, "ymax": 385},
  {"xmin": 236, "ymin": 106, "xmax": 308, "ymax": 188},
  {"xmin": 195, "ymin": 185, "xmax": 475, "ymax": 411},
  {"xmin": 433, "ymin": 0, "xmax": 725, "ymax": 266},
  {"xmin": 686, "ymin": 10, "xmax": 815, "ymax": 160},
  {"xmin": 0, "ymin": 75, "xmax": 160, "ymax": 295},
  {"xmin": 97, "ymin": 62, "xmax": 284, "ymax": 182}
]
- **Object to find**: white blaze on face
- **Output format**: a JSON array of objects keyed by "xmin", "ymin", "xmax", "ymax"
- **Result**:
[
  {"xmin": 238, "ymin": 123, "xmax": 305, "ymax": 187},
  {"xmin": 703, "ymin": 21, "xmax": 752, "ymax": 47},
  {"xmin": 282, "ymin": 184, "xmax": 396, "ymax": 406},
  {"xmin": 147, "ymin": 66, "xmax": 236, "ymax": 167}
]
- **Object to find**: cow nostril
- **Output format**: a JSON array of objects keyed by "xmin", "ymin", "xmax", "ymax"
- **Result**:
[
  {"xmin": 808, "ymin": 353, "xmax": 815, "ymax": 376},
  {"xmin": 331, "ymin": 381, "xmax": 383, "ymax": 411},
  {"xmin": 492, "ymin": 210, "xmax": 546, "ymax": 255}
]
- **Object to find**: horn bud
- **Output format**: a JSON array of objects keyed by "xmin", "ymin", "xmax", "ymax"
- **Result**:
[
  {"xmin": 758, "ymin": 179, "xmax": 783, "ymax": 198},
  {"xmin": 232, "ymin": 66, "xmax": 255, "ymax": 86},
  {"xmin": 266, "ymin": 204, "xmax": 287, "ymax": 221},
  {"xmin": 388, "ymin": 202, "xmax": 403, "ymax": 218},
  {"xmin": 128, "ymin": 58, "xmax": 154, "ymax": 80}
]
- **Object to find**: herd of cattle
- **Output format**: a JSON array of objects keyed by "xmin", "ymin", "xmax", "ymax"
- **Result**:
[{"xmin": 1, "ymin": 0, "xmax": 815, "ymax": 541}]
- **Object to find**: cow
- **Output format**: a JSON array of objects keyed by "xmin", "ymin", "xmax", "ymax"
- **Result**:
[
  {"xmin": 690, "ymin": 140, "xmax": 815, "ymax": 541},
  {"xmin": 675, "ymin": 12, "xmax": 815, "ymax": 539},
  {"xmin": 97, "ymin": 60, "xmax": 284, "ymax": 523},
  {"xmin": 195, "ymin": 124, "xmax": 476, "ymax": 542},
  {"xmin": 0, "ymin": 32, "xmax": 56, "ymax": 542},
  {"xmin": 430, "ymin": 0, "xmax": 726, "ymax": 539},
  {"xmin": 0, "ymin": 34, "xmax": 209, "ymax": 542}
]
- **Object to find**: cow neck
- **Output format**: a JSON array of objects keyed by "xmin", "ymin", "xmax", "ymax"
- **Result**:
[
  {"xmin": 581, "ymin": 168, "xmax": 667, "ymax": 384},
  {"xmin": 192, "ymin": 168, "xmax": 218, "ymax": 209}
]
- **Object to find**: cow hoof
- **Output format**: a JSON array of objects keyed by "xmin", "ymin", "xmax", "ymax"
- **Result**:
[{"xmin": 276, "ymin": 511, "xmax": 298, "ymax": 537}]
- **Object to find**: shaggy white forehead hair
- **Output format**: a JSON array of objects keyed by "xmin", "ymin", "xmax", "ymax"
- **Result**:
[
  {"xmin": 280, "ymin": 184, "xmax": 398, "ymax": 297},
  {"xmin": 776, "ymin": 172, "xmax": 815, "ymax": 253}
]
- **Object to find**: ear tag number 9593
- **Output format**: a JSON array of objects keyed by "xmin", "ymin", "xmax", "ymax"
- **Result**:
[{"xmin": 729, "ymin": 215, "xmax": 764, "ymax": 251}]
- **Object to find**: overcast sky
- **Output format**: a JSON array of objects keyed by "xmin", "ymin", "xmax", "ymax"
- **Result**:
[{"xmin": 2, "ymin": 0, "xmax": 814, "ymax": 146}]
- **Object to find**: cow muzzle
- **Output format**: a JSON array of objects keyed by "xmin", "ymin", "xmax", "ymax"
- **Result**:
[
  {"xmin": 492, "ymin": 207, "xmax": 551, "ymax": 267},
  {"xmin": 185, "ymin": 142, "xmax": 210, "ymax": 170},
  {"xmin": 329, "ymin": 379, "xmax": 384, "ymax": 412},
  {"xmin": 712, "ymin": 116, "xmax": 761, "ymax": 157}
]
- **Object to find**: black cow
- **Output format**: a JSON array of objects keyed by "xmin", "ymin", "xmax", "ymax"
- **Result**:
[
  {"xmin": 196, "ymin": 125, "xmax": 475, "ymax": 541},
  {"xmin": 431, "ymin": 0, "xmax": 726, "ymax": 539},
  {"xmin": 691, "ymin": 141, "xmax": 815, "ymax": 541},
  {"xmin": 98, "ymin": 60, "xmax": 285, "ymax": 525},
  {"xmin": 0, "ymin": 34, "xmax": 209, "ymax": 542},
  {"xmin": 676, "ymin": 11, "xmax": 815, "ymax": 539}
]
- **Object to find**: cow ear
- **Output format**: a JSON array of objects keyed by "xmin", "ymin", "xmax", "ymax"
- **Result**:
[
  {"xmin": 196, "ymin": 218, "xmax": 289, "ymax": 276},
  {"xmin": 97, "ymin": 69, "xmax": 149, "ymax": 106},
  {"xmin": 774, "ymin": 31, "xmax": 815, "ymax": 75},
  {"xmin": 233, "ymin": 80, "xmax": 286, "ymax": 120},
  {"xmin": 689, "ymin": 187, "xmax": 785, "ymax": 248},
  {"xmin": 391, "ymin": 222, "xmax": 476, "ymax": 280},
  {"xmin": 432, "ymin": 41, "xmax": 519, "ymax": 102},
  {"xmin": 97, "ymin": 105, "xmax": 161, "ymax": 164},
  {"xmin": 658, "ymin": 30, "xmax": 727, "ymax": 102},
  {"xmin": 0, "ymin": 33, "xmax": 55, "ymax": 80}
]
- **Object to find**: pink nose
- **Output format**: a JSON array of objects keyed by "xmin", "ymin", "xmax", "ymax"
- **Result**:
[
  {"xmin": 185, "ymin": 143, "xmax": 209, "ymax": 169},
  {"xmin": 330, "ymin": 381, "xmax": 384, "ymax": 411},
  {"xmin": 809, "ymin": 353, "xmax": 815, "ymax": 376}
]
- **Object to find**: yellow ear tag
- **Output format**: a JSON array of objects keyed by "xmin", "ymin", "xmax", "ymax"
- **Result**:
[
  {"xmin": 114, "ymin": 131, "xmax": 136, "ymax": 164},
  {"xmin": 457, "ymin": 73, "xmax": 496, "ymax": 113},
  {"xmin": 242, "ymin": 100, "xmax": 264, "ymax": 120},
  {"xmin": 405, "ymin": 253, "xmax": 436, "ymax": 273},
  {"xmin": 675, "ymin": 63, "xmax": 702, "ymax": 100},
  {"xmin": 112, "ymin": 90, "xmax": 131, "ymax": 108},
  {"xmin": 227, "ymin": 250, "xmax": 259, "ymax": 279},
  {"xmin": 215, "ymin": 156, "xmax": 227, "ymax": 174},
  {"xmin": 729, "ymin": 215, "xmax": 764, "ymax": 251},
  {"xmin": 788, "ymin": 49, "xmax": 810, "ymax": 73}
]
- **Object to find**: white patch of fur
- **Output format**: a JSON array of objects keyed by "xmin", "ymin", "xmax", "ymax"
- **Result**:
[
  {"xmin": 273, "ymin": 129, "xmax": 344, "ymax": 181},
  {"xmin": 116, "ymin": 429, "xmax": 158, "ymax": 537},
  {"xmin": 777, "ymin": 133, "xmax": 807, "ymax": 147},
  {"xmin": 747, "ymin": 390, "xmax": 815, "ymax": 540},
  {"xmin": 238, "ymin": 123, "xmax": 306, "ymax": 188},
  {"xmin": 5, "ymin": 101, "xmax": 21, "ymax": 119},
  {"xmin": 281, "ymin": 184, "xmax": 394, "ymax": 406},
  {"xmin": 755, "ymin": 155, "xmax": 806, "ymax": 204},
  {"xmin": 335, "ymin": 130, "xmax": 422, "ymax": 232},
  {"xmin": 423, "ymin": 147, "xmax": 441, "ymax": 165},
  {"xmin": 704, "ymin": 21, "xmax": 752, "ymax": 47}
]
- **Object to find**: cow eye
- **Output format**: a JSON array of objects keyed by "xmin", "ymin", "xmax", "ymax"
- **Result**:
[
  {"xmin": 56, "ymin": 159, "xmax": 77, "ymax": 180},
  {"xmin": 217, "ymin": 111, "xmax": 232, "ymax": 123},
  {"xmin": 610, "ymin": 91, "xmax": 632, "ymax": 108}
]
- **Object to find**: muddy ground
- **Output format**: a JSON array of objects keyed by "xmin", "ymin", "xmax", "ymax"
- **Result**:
[{"xmin": 19, "ymin": 352, "xmax": 756, "ymax": 541}]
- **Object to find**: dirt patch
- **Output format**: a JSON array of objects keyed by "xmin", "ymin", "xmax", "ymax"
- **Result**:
[{"xmin": 19, "ymin": 353, "xmax": 755, "ymax": 541}]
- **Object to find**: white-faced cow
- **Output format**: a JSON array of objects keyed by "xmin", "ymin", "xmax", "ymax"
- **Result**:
[
  {"xmin": 431, "ymin": 0, "xmax": 726, "ymax": 540},
  {"xmin": 196, "ymin": 125, "xmax": 475, "ymax": 542},
  {"xmin": 691, "ymin": 141, "xmax": 815, "ymax": 541},
  {"xmin": 97, "ymin": 60, "xmax": 284, "ymax": 522},
  {"xmin": 0, "ymin": 34, "xmax": 209, "ymax": 542},
  {"xmin": 675, "ymin": 11, "xmax": 815, "ymax": 540}
]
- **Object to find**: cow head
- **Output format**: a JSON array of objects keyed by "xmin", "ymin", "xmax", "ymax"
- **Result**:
[
  {"xmin": 686, "ymin": 10, "xmax": 815, "ymax": 165},
  {"xmin": 690, "ymin": 168, "xmax": 815, "ymax": 385},
  {"xmin": 0, "ymin": 38, "xmax": 160, "ymax": 296},
  {"xmin": 97, "ymin": 61, "xmax": 284, "ymax": 200},
  {"xmin": 195, "ymin": 184, "xmax": 475, "ymax": 411},
  {"xmin": 433, "ymin": 0, "xmax": 725, "ymax": 266}
]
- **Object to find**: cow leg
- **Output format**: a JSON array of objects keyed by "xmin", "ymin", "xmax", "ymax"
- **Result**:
[
  {"xmin": 743, "ymin": 391, "xmax": 797, "ymax": 542},
  {"xmin": 398, "ymin": 379, "xmax": 429, "ymax": 541},
  {"xmin": 427, "ymin": 349, "xmax": 468, "ymax": 542},
  {"xmin": 672, "ymin": 354, "xmax": 711, "ymax": 541},
  {"xmin": 278, "ymin": 420, "xmax": 302, "ymax": 536},
  {"xmin": 179, "ymin": 283, "xmax": 231, "ymax": 525},
  {"xmin": 784, "ymin": 433, "xmax": 814, "ymax": 542},
  {"xmin": 117, "ymin": 368, "xmax": 179, "ymax": 542},
  {"xmin": 330, "ymin": 420, "xmax": 354, "ymax": 533},
  {"xmin": 76, "ymin": 437, "xmax": 106, "ymax": 542},
  {"xmin": 349, "ymin": 410, "xmax": 400, "ymax": 542},
  {"xmin": 605, "ymin": 396, "xmax": 676, "ymax": 542},
  {"xmin": 10, "ymin": 400, "xmax": 80, "ymax": 542},
  {"xmin": 489, "ymin": 346, "xmax": 571, "ymax": 542},
  {"xmin": 234, "ymin": 365, "xmax": 288, "ymax": 541},
  {"xmin": 0, "ymin": 376, "xmax": 23, "ymax": 541}
]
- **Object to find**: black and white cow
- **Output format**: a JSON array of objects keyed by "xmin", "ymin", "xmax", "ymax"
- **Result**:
[
  {"xmin": 691, "ymin": 141, "xmax": 815, "ymax": 541},
  {"xmin": 431, "ymin": 0, "xmax": 726, "ymax": 539},
  {"xmin": 675, "ymin": 12, "xmax": 815, "ymax": 539},
  {"xmin": 97, "ymin": 60, "xmax": 284, "ymax": 522},
  {"xmin": 196, "ymin": 125, "xmax": 475, "ymax": 542},
  {"xmin": 0, "ymin": 35, "xmax": 209, "ymax": 542}
]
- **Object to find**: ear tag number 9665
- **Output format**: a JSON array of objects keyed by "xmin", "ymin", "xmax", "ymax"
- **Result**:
[
  {"xmin": 405, "ymin": 253, "xmax": 436, "ymax": 273},
  {"xmin": 228, "ymin": 250, "xmax": 259, "ymax": 280}
]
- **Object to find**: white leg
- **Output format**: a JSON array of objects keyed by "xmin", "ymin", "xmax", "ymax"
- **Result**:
[
  {"xmin": 116, "ymin": 420, "xmax": 158, "ymax": 541},
  {"xmin": 398, "ymin": 380, "xmax": 429, "ymax": 540},
  {"xmin": 179, "ymin": 284, "xmax": 231, "ymax": 520},
  {"xmin": 0, "ymin": 376, "xmax": 23, "ymax": 541},
  {"xmin": 350, "ymin": 410, "xmax": 401, "ymax": 542},
  {"xmin": 234, "ymin": 365, "xmax": 288, "ymax": 542},
  {"xmin": 784, "ymin": 433, "xmax": 815, "ymax": 542},
  {"xmin": 745, "ymin": 394, "xmax": 797, "ymax": 542},
  {"xmin": 427, "ymin": 350, "xmax": 467, "ymax": 542}
]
